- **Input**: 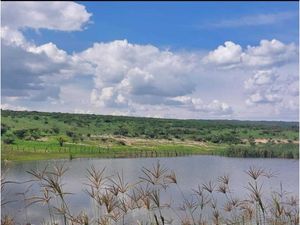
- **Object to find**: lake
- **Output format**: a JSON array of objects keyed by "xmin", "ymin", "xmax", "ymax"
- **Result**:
[{"xmin": 2, "ymin": 155, "xmax": 299, "ymax": 224}]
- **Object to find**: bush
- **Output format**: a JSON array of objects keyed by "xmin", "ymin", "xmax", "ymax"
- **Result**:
[
  {"xmin": 28, "ymin": 129, "xmax": 42, "ymax": 140},
  {"xmin": 13, "ymin": 129, "xmax": 27, "ymax": 139},
  {"xmin": 51, "ymin": 127, "xmax": 60, "ymax": 134},
  {"xmin": 57, "ymin": 136, "xmax": 66, "ymax": 147},
  {"xmin": 2, "ymin": 132, "xmax": 16, "ymax": 144},
  {"xmin": 66, "ymin": 131, "xmax": 75, "ymax": 137},
  {"xmin": 1, "ymin": 123, "xmax": 10, "ymax": 135}
]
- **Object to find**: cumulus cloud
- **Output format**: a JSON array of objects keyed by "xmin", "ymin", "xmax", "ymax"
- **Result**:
[
  {"xmin": 1, "ymin": 2, "xmax": 93, "ymax": 103},
  {"xmin": 243, "ymin": 39, "xmax": 298, "ymax": 67},
  {"xmin": 204, "ymin": 39, "xmax": 298, "ymax": 69},
  {"xmin": 78, "ymin": 40, "xmax": 198, "ymax": 96},
  {"xmin": 1, "ymin": 1, "xmax": 91, "ymax": 31},
  {"xmin": 1, "ymin": 26, "xmax": 27, "ymax": 47},
  {"xmin": 203, "ymin": 41, "xmax": 242, "ymax": 68},
  {"xmin": 244, "ymin": 69, "xmax": 298, "ymax": 111},
  {"xmin": 75, "ymin": 40, "xmax": 202, "ymax": 108},
  {"xmin": 244, "ymin": 70, "xmax": 278, "ymax": 89},
  {"xmin": 1, "ymin": 43, "xmax": 65, "ymax": 100},
  {"xmin": 171, "ymin": 96, "xmax": 233, "ymax": 115},
  {"xmin": 90, "ymin": 87, "xmax": 129, "ymax": 108},
  {"xmin": 73, "ymin": 39, "xmax": 235, "ymax": 116}
]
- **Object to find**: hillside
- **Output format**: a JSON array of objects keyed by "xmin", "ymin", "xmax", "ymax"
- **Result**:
[{"xmin": 1, "ymin": 110, "xmax": 299, "ymax": 161}]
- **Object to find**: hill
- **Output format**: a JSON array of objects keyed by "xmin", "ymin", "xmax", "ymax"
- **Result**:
[{"xmin": 1, "ymin": 110, "xmax": 299, "ymax": 161}]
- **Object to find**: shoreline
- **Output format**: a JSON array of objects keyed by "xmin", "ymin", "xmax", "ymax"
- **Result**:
[{"xmin": 2, "ymin": 142, "xmax": 298, "ymax": 162}]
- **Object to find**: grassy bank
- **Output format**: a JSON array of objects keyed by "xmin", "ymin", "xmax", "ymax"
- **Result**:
[
  {"xmin": 1, "ymin": 139, "xmax": 223, "ymax": 161},
  {"xmin": 2, "ymin": 139, "xmax": 298, "ymax": 161}
]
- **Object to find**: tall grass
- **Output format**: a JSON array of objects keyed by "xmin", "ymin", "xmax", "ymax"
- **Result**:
[
  {"xmin": 218, "ymin": 144, "xmax": 299, "ymax": 159},
  {"xmin": 1, "ymin": 162, "xmax": 299, "ymax": 225}
]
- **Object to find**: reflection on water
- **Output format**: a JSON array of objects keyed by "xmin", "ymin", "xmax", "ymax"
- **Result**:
[{"xmin": 2, "ymin": 155, "xmax": 299, "ymax": 224}]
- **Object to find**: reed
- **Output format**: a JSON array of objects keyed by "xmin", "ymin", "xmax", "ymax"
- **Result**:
[{"xmin": 1, "ymin": 162, "xmax": 299, "ymax": 225}]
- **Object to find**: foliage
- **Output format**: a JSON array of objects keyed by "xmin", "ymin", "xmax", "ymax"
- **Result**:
[
  {"xmin": 219, "ymin": 143, "xmax": 299, "ymax": 159},
  {"xmin": 1, "ymin": 123, "xmax": 10, "ymax": 135},
  {"xmin": 2, "ymin": 132, "xmax": 16, "ymax": 145},
  {"xmin": 57, "ymin": 136, "xmax": 67, "ymax": 147}
]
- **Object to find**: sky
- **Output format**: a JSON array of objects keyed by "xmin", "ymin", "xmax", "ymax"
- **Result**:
[{"xmin": 1, "ymin": 1, "xmax": 299, "ymax": 121}]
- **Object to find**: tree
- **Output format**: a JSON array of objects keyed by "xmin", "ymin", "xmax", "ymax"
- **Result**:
[{"xmin": 57, "ymin": 136, "xmax": 66, "ymax": 147}]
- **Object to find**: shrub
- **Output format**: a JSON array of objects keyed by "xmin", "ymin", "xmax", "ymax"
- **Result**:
[
  {"xmin": 2, "ymin": 132, "xmax": 16, "ymax": 144},
  {"xmin": 51, "ymin": 127, "xmax": 60, "ymax": 134},
  {"xmin": 13, "ymin": 129, "xmax": 27, "ymax": 139},
  {"xmin": 57, "ymin": 136, "xmax": 66, "ymax": 147},
  {"xmin": 1, "ymin": 123, "xmax": 10, "ymax": 135}
]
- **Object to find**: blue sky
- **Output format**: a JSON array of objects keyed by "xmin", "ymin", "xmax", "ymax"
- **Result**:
[
  {"xmin": 23, "ymin": 2, "xmax": 299, "ymax": 53},
  {"xmin": 1, "ymin": 1, "xmax": 299, "ymax": 121}
]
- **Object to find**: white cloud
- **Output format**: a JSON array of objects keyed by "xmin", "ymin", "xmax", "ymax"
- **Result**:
[
  {"xmin": 242, "ymin": 39, "xmax": 298, "ymax": 67},
  {"xmin": 1, "ymin": 1, "xmax": 91, "ymax": 31},
  {"xmin": 244, "ymin": 70, "xmax": 278, "ymax": 89},
  {"xmin": 76, "ymin": 40, "xmax": 200, "ymax": 108},
  {"xmin": 204, "ymin": 39, "xmax": 298, "ymax": 69},
  {"xmin": 171, "ymin": 96, "xmax": 233, "ymax": 115},
  {"xmin": 79, "ymin": 39, "xmax": 234, "ymax": 116},
  {"xmin": 244, "ymin": 69, "xmax": 298, "ymax": 111},
  {"xmin": 90, "ymin": 87, "xmax": 129, "ymax": 108},
  {"xmin": 1, "ymin": 26, "xmax": 27, "ymax": 47},
  {"xmin": 1, "ymin": 1, "xmax": 93, "ymax": 102},
  {"xmin": 78, "ymin": 40, "xmax": 197, "ymax": 94},
  {"xmin": 203, "ymin": 41, "xmax": 242, "ymax": 68},
  {"xmin": 1, "ymin": 103, "xmax": 28, "ymax": 111},
  {"xmin": 28, "ymin": 42, "xmax": 68, "ymax": 63},
  {"xmin": 1, "ymin": 41, "xmax": 71, "ymax": 101}
]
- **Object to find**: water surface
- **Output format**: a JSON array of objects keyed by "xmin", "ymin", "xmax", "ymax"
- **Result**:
[{"xmin": 2, "ymin": 156, "xmax": 298, "ymax": 224}]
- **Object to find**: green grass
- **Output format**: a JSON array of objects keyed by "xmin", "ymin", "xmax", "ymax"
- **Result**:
[
  {"xmin": 216, "ymin": 143, "xmax": 299, "ymax": 159},
  {"xmin": 1, "ymin": 141, "xmax": 217, "ymax": 161}
]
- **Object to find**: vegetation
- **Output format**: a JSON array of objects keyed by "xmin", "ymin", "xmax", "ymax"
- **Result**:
[
  {"xmin": 1, "ymin": 162, "xmax": 299, "ymax": 225},
  {"xmin": 1, "ymin": 110, "xmax": 299, "ymax": 161},
  {"xmin": 217, "ymin": 143, "xmax": 299, "ymax": 159}
]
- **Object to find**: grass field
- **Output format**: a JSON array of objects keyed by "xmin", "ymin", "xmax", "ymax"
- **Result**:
[{"xmin": 1, "ymin": 110, "xmax": 299, "ymax": 161}]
